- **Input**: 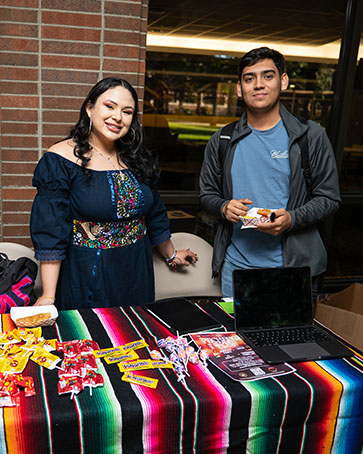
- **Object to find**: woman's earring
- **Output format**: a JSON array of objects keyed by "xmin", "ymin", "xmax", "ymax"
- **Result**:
[
  {"xmin": 120, "ymin": 127, "xmax": 136, "ymax": 145},
  {"xmin": 88, "ymin": 118, "xmax": 92, "ymax": 135}
]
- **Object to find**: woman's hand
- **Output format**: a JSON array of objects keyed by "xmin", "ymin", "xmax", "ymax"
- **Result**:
[
  {"xmin": 173, "ymin": 248, "xmax": 198, "ymax": 266},
  {"xmin": 156, "ymin": 239, "xmax": 197, "ymax": 269},
  {"xmin": 34, "ymin": 295, "xmax": 56, "ymax": 306}
]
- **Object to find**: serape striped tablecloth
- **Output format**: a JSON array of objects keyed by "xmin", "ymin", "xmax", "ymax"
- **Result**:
[{"xmin": 0, "ymin": 304, "xmax": 362, "ymax": 454}]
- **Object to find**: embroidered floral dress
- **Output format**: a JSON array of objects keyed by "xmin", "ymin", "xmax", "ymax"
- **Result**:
[{"xmin": 30, "ymin": 152, "xmax": 170, "ymax": 309}]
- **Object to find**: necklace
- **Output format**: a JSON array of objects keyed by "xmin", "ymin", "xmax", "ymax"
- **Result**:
[{"xmin": 91, "ymin": 144, "xmax": 125, "ymax": 181}]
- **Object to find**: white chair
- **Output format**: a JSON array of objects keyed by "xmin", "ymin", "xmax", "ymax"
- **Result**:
[
  {"xmin": 152, "ymin": 232, "xmax": 221, "ymax": 300},
  {"xmin": 0, "ymin": 242, "xmax": 42, "ymax": 296}
]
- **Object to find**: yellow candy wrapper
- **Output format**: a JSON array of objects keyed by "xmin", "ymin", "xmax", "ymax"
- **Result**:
[
  {"xmin": 0, "ymin": 330, "xmax": 21, "ymax": 345},
  {"xmin": 122, "ymin": 372, "xmax": 158, "ymax": 389},
  {"xmin": 92, "ymin": 346, "xmax": 124, "ymax": 358},
  {"xmin": 0, "ymin": 355, "xmax": 29, "ymax": 374},
  {"xmin": 18, "ymin": 327, "xmax": 42, "ymax": 341},
  {"xmin": 5, "ymin": 344, "xmax": 23, "ymax": 357},
  {"xmin": 121, "ymin": 339, "xmax": 148, "ymax": 353},
  {"xmin": 104, "ymin": 350, "xmax": 139, "ymax": 364},
  {"xmin": 31, "ymin": 348, "xmax": 61, "ymax": 370},
  {"xmin": 118, "ymin": 359, "xmax": 154, "ymax": 373},
  {"xmin": 40, "ymin": 338, "xmax": 57, "ymax": 352},
  {"xmin": 151, "ymin": 360, "xmax": 173, "ymax": 369}
]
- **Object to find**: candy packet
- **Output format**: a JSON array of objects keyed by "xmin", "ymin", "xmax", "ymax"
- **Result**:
[
  {"xmin": 58, "ymin": 376, "xmax": 83, "ymax": 399},
  {"xmin": 31, "ymin": 348, "xmax": 62, "ymax": 370},
  {"xmin": 122, "ymin": 372, "xmax": 158, "ymax": 389},
  {"xmin": 0, "ymin": 356, "xmax": 29, "ymax": 374},
  {"xmin": 104, "ymin": 350, "xmax": 139, "ymax": 365},
  {"xmin": 118, "ymin": 359, "xmax": 154, "ymax": 373},
  {"xmin": 92, "ymin": 346, "xmax": 124, "ymax": 358},
  {"xmin": 121, "ymin": 339, "xmax": 148, "ymax": 353}
]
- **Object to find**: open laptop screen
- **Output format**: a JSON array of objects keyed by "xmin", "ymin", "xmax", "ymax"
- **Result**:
[{"xmin": 233, "ymin": 267, "xmax": 313, "ymax": 330}]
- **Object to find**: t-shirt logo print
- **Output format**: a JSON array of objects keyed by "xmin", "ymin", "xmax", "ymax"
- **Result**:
[{"xmin": 270, "ymin": 150, "xmax": 289, "ymax": 159}]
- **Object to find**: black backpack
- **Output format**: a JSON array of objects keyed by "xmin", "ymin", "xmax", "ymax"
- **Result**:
[
  {"xmin": 0, "ymin": 253, "xmax": 38, "ymax": 313},
  {"xmin": 218, "ymin": 117, "xmax": 312, "ymax": 198}
]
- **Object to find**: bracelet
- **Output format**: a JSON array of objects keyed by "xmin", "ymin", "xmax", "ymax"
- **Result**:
[
  {"xmin": 166, "ymin": 250, "xmax": 177, "ymax": 271},
  {"xmin": 165, "ymin": 250, "xmax": 177, "ymax": 264},
  {"xmin": 42, "ymin": 296, "xmax": 56, "ymax": 301}
]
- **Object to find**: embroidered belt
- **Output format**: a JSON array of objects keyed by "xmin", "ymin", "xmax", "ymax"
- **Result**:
[{"xmin": 72, "ymin": 218, "xmax": 146, "ymax": 249}]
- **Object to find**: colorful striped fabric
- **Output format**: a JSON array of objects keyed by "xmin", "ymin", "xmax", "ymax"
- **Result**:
[{"xmin": 0, "ymin": 305, "xmax": 363, "ymax": 454}]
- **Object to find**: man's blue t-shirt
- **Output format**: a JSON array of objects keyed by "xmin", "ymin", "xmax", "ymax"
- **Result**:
[{"xmin": 225, "ymin": 119, "xmax": 290, "ymax": 269}]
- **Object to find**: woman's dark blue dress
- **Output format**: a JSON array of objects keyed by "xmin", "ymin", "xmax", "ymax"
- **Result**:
[{"xmin": 30, "ymin": 152, "xmax": 171, "ymax": 309}]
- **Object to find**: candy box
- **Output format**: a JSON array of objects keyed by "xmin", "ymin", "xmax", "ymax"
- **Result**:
[
  {"xmin": 11, "ymin": 305, "xmax": 58, "ymax": 328},
  {"xmin": 239, "ymin": 207, "xmax": 276, "ymax": 229}
]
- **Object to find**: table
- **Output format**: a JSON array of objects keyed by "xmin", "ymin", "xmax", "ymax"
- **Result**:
[{"xmin": 1, "ymin": 303, "xmax": 363, "ymax": 454}]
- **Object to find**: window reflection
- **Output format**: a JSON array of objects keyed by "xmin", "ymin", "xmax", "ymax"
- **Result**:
[
  {"xmin": 144, "ymin": 52, "xmax": 342, "ymax": 191},
  {"xmin": 144, "ymin": 51, "xmax": 363, "ymax": 282}
]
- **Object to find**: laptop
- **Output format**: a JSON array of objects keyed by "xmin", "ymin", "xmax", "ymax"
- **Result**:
[{"xmin": 233, "ymin": 267, "xmax": 353, "ymax": 364}]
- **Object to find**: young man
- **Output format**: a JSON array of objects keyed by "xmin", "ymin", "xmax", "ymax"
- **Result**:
[{"xmin": 199, "ymin": 47, "xmax": 340, "ymax": 301}]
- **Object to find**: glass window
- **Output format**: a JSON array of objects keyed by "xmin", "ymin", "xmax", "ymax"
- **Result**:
[
  {"xmin": 144, "ymin": 51, "xmax": 363, "ymax": 283},
  {"xmin": 144, "ymin": 51, "xmax": 336, "ymax": 191}
]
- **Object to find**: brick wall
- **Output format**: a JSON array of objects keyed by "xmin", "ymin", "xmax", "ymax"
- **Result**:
[{"xmin": 0, "ymin": 0, "xmax": 149, "ymax": 246}]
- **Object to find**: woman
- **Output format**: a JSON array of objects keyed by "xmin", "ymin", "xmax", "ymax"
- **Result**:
[{"xmin": 31, "ymin": 77, "xmax": 197, "ymax": 310}]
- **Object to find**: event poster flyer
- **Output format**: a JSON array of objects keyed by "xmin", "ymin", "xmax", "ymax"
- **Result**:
[{"xmin": 190, "ymin": 332, "xmax": 295, "ymax": 382}]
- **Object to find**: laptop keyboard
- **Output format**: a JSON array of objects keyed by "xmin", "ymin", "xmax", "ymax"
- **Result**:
[{"xmin": 244, "ymin": 326, "xmax": 331, "ymax": 347}]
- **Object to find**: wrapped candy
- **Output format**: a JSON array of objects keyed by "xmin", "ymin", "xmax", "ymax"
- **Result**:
[
  {"xmin": 199, "ymin": 349, "xmax": 209, "ymax": 367},
  {"xmin": 58, "ymin": 358, "xmax": 81, "ymax": 377},
  {"xmin": 58, "ymin": 376, "xmax": 83, "ymax": 399},
  {"xmin": 0, "ymin": 330, "xmax": 21, "ymax": 345},
  {"xmin": 104, "ymin": 350, "xmax": 139, "ymax": 365},
  {"xmin": 0, "ymin": 356, "xmax": 29, "ymax": 374},
  {"xmin": 18, "ymin": 327, "xmax": 42, "ymax": 342},
  {"xmin": 78, "ymin": 354, "xmax": 98, "ymax": 376},
  {"xmin": 118, "ymin": 359, "xmax": 154, "ymax": 373},
  {"xmin": 78, "ymin": 339, "xmax": 100, "ymax": 355},
  {"xmin": 121, "ymin": 339, "xmax": 148, "ymax": 353},
  {"xmin": 151, "ymin": 360, "xmax": 173, "ymax": 369},
  {"xmin": 31, "ymin": 348, "xmax": 62, "ymax": 370},
  {"xmin": 156, "ymin": 338, "xmax": 167, "ymax": 348},
  {"xmin": 82, "ymin": 370, "xmax": 104, "ymax": 394},
  {"xmin": 14, "ymin": 375, "xmax": 36, "ymax": 397},
  {"xmin": 92, "ymin": 346, "xmax": 124, "ymax": 358},
  {"xmin": 57, "ymin": 340, "xmax": 80, "ymax": 358},
  {"xmin": 0, "ymin": 375, "xmax": 18, "ymax": 396},
  {"xmin": 150, "ymin": 350, "xmax": 162, "ymax": 360},
  {"xmin": 122, "ymin": 372, "xmax": 158, "ymax": 389},
  {"xmin": 189, "ymin": 352, "xmax": 200, "ymax": 365},
  {"xmin": 40, "ymin": 338, "xmax": 57, "ymax": 352}
]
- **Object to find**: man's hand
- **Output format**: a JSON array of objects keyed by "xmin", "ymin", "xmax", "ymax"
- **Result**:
[
  {"xmin": 223, "ymin": 198, "xmax": 253, "ymax": 223},
  {"xmin": 256, "ymin": 208, "xmax": 291, "ymax": 235}
]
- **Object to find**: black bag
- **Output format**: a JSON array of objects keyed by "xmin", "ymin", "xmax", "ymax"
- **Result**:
[{"xmin": 0, "ymin": 253, "xmax": 38, "ymax": 313}]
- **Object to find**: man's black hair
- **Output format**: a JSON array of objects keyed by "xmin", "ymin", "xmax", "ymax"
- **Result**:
[{"xmin": 238, "ymin": 47, "xmax": 285, "ymax": 80}]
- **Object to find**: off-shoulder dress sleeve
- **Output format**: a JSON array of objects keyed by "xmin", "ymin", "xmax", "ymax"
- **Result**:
[
  {"xmin": 145, "ymin": 188, "xmax": 171, "ymax": 246},
  {"xmin": 30, "ymin": 153, "xmax": 75, "ymax": 261}
]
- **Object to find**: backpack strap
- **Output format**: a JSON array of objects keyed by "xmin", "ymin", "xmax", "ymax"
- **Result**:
[
  {"xmin": 294, "ymin": 116, "xmax": 312, "ymax": 199},
  {"xmin": 218, "ymin": 121, "xmax": 239, "ymax": 166}
]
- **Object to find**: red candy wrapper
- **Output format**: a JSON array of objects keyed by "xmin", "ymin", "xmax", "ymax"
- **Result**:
[
  {"xmin": 78, "ymin": 354, "xmax": 98, "ymax": 376},
  {"xmin": 58, "ymin": 376, "xmax": 83, "ymax": 398},
  {"xmin": 82, "ymin": 370, "xmax": 104, "ymax": 388},
  {"xmin": 14, "ymin": 375, "xmax": 36, "ymax": 397},
  {"xmin": 0, "ymin": 375, "xmax": 18, "ymax": 396},
  {"xmin": 57, "ymin": 340, "xmax": 80, "ymax": 358},
  {"xmin": 58, "ymin": 358, "xmax": 81, "ymax": 377},
  {"xmin": 0, "ymin": 395, "xmax": 20, "ymax": 407},
  {"xmin": 78, "ymin": 339, "xmax": 100, "ymax": 355},
  {"xmin": 82, "ymin": 370, "xmax": 104, "ymax": 395}
]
